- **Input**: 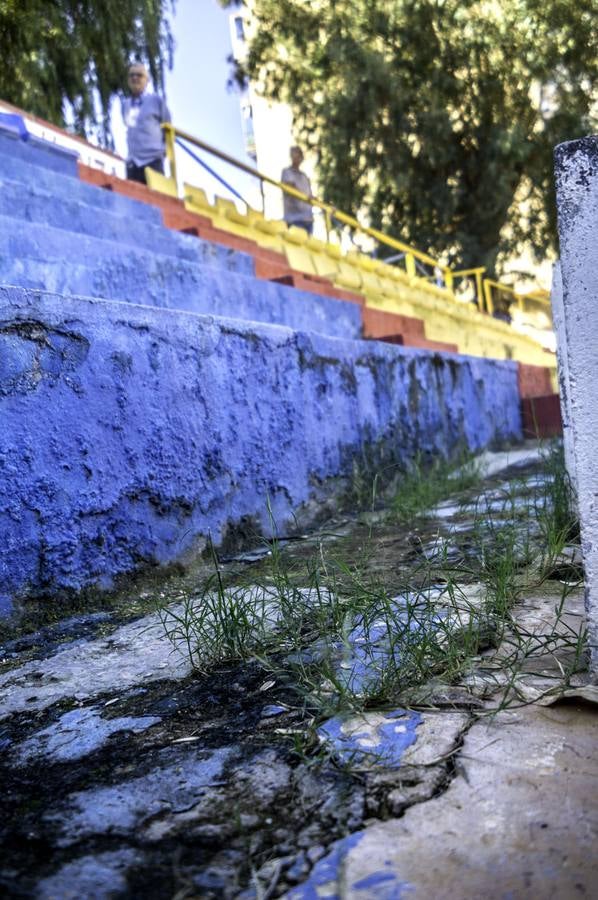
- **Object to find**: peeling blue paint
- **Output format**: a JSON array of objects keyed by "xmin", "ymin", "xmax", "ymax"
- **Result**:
[
  {"xmin": 287, "ymin": 832, "xmax": 363, "ymax": 900},
  {"xmin": 300, "ymin": 588, "xmax": 449, "ymax": 696},
  {"xmin": 318, "ymin": 708, "xmax": 422, "ymax": 768},
  {"xmin": 288, "ymin": 832, "xmax": 411, "ymax": 899},
  {"xmin": 351, "ymin": 871, "xmax": 410, "ymax": 897},
  {"xmin": 0, "ymin": 285, "xmax": 522, "ymax": 613}
]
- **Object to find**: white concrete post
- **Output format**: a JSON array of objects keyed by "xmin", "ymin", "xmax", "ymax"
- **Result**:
[
  {"xmin": 554, "ymin": 136, "xmax": 598, "ymax": 666},
  {"xmin": 550, "ymin": 262, "xmax": 577, "ymax": 488}
]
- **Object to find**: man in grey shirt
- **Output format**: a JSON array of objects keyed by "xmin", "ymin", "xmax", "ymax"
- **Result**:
[
  {"xmin": 281, "ymin": 146, "xmax": 314, "ymax": 234},
  {"xmin": 121, "ymin": 62, "xmax": 171, "ymax": 184}
]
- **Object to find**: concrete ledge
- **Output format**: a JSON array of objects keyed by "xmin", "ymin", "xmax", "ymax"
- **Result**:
[
  {"xmin": 0, "ymin": 129, "xmax": 79, "ymax": 176},
  {"xmin": 0, "ymin": 285, "xmax": 523, "ymax": 614},
  {"xmin": 0, "ymin": 216, "xmax": 362, "ymax": 340},
  {"xmin": 0, "ymin": 150, "xmax": 161, "ymax": 223}
]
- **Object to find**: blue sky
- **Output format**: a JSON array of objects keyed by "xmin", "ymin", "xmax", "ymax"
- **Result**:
[{"xmin": 113, "ymin": 0, "xmax": 255, "ymax": 199}]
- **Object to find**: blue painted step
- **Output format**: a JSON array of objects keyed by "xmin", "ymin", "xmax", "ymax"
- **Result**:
[
  {"xmin": 0, "ymin": 227, "xmax": 362, "ymax": 341},
  {"xmin": 0, "ymin": 181, "xmax": 255, "ymax": 273},
  {"xmin": 0, "ymin": 129, "xmax": 79, "ymax": 176},
  {"xmin": 0, "ymin": 142, "xmax": 161, "ymax": 224},
  {"xmin": 0, "ymin": 213, "xmax": 254, "ymax": 278}
]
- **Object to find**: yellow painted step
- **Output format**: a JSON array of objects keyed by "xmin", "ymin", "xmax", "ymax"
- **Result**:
[{"xmin": 145, "ymin": 168, "xmax": 178, "ymax": 198}]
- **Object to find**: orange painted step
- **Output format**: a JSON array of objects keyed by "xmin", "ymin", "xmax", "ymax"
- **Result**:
[
  {"xmin": 79, "ymin": 164, "xmax": 184, "ymax": 213},
  {"xmin": 271, "ymin": 272, "xmax": 365, "ymax": 306},
  {"xmin": 402, "ymin": 336, "xmax": 458, "ymax": 353},
  {"xmin": 375, "ymin": 335, "xmax": 458, "ymax": 353},
  {"xmin": 363, "ymin": 307, "xmax": 425, "ymax": 340},
  {"xmin": 517, "ymin": 362, "xmax": 554, "ymax": 399}
]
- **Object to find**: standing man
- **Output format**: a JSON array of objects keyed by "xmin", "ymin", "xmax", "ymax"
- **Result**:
[
  {"xmin": 281, "ymin": 146, "xmax": 314, "ymax": 234},
  {"xmin": 122, "ymin": 62, "xmax": 171, "ymax": 184}
]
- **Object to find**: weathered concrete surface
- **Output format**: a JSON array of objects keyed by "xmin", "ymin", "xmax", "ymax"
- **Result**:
[
  {"xmin": 339, "ymin": 704, "xmax": 598, "ymax": 899},
  {"xmin": 0, "ymin": 286, "xmax": 522, "ymax": 613},
  {"xmin": 0, "ymin": 215, "xmax": 363, "ymax": 340},
  {"xmin": 550, "ymin": 263, "xmax": 577, "ymax": 486},
  {"xmin": 0, "ymin": 131, "xmax": 160, "ymax": 222},
  {"xmin": 318, "ymin": 709, "xmax": 469, "ymax": 770},
  {"xmin": 0, "ymin": 610, "xmax": 190, "ymax": 718},
  {"xmin": 51, "ymin": 745, "xmax": 235, "ymax": 846},
  {"xmin": 15, "ymin": 706, "xmax": 161, "ymax": 764},
  {"xmin": 0, "ymin": 125, "xmax": 79, "ymax": 176},
  {"xmin": 0, "ymin": 445, "xmax": 592, "ymax": 899},
  {"xmin": 0, "ymin": 177, "xmax": 254, "ymax": 272},
  {"xmin": 554, "ymin": 136, "xmax": 598, "ymax": 664},
  {"xmin": 36, "ymin": 850, "xmax": 143, "ymax": 900}
]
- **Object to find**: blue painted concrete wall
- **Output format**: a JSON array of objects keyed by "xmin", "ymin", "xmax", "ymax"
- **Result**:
[
  {"xmin": 0, "ymin": 208, "xmax": 254, "ymax": 276},
  {"xmin": 0, "ymin": 285, "xmax": 522, "ymax": 613}
]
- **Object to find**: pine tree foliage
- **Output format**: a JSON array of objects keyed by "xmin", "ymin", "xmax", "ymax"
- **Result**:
[
  {"xmin": 224, "ymin": 0, "xmax": 597, "ymax": 275},
  {"xmin": 0, "ymin": 0, "xmax": 175, "ymax": 147}
]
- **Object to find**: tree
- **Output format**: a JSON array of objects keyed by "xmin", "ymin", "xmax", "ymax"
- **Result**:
[
  {"xmin": 0, "ymin": 0, "xmax": 175, "ymax": 148},
  {"xmin": 224, "ymin": 0, "xmax": 597, "ymax": 276}
]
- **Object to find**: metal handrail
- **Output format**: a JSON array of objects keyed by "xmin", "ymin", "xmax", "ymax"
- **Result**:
[
  {"xmin": 163, "ymin": 124, "xmax": 451, "ymax": 279},
  {"xmin": 163, "ymin": 123, "xmax": 550, "ymax": 319}
]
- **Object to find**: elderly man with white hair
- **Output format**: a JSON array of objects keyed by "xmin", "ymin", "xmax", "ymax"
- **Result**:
[{"xmin": 121, "ymin": 62, "xmax": 171, "ymax": 184}]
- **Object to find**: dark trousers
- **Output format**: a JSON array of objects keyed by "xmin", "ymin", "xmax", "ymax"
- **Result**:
[
  {"xmin": 126, "ymin": 158, "xmax": 164, "ymax": 184},
  {"xmin": 287, "ymin": 219, "xmax": 314, "ymax": 235}
]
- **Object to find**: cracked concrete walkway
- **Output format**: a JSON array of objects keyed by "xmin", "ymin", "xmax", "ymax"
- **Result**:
[
  {"xmin": 317, "ymin": 702, "xmax": 598, "ymax": 899},
  {"xmin": 1, "ymin": 444, "xmax": 596, "ymax": 899}
]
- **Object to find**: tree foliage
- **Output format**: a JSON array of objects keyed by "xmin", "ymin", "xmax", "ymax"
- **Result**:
[
  {"xmin": 0, "ymin": 0, "xmax": 175, "ymax": 147},
  {"xmin": 225, "ymin": 0, "xmax": 597, "ymax": 275}
]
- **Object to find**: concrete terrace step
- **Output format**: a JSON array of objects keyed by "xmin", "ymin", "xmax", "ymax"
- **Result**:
[
  {"xmin": 0, "ymin": 213, "xmax": 255, "ymax": 279},
  {"xmin": 0, "ymin": 128, "xmax": 78, "ymax": 176},
  {"xmin": 0, "ymin": 284, "xmax": 523, "ymax": 610},
  {"xmin": 0, "ymin": 141, "xmax": 161, "ymax": 224},
  {"xmin": 0, "ymin": 218, "xmax": 362, "ymax": 340},
  {"xmin": 0, "ymin": 181, "xmax": 255, "ymax": 274}
]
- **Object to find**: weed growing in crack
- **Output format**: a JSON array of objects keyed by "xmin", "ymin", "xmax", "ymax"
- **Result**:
[
  {"xmin": 160, "ymin": 442, "xmax": 586, "ymax": 737},
  {"xmin": 391, "ymin": 450, "xmax": 481, "ymax": 523},
  {"xmin": 533, "ymin": 442, "xmax": 579, "ymax": 578}
]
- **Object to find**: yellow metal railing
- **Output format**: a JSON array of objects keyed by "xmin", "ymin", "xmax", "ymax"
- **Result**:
[{"xmin": 163, "ymin": 124, "xmax": 550, "ymax": 319}]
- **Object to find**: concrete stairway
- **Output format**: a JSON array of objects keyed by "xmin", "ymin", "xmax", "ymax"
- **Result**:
[
  {"xmin": 0, "ymin": 134, "xmax": 362, "ymax": 340},
  {"xmin": 0, "ymin": 129, "xmax": 528, "ymax": 613}
]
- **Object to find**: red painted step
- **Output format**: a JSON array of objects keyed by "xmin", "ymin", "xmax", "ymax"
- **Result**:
[
  {"xmin": 521, "ymin": 394, "xmax": 562, "ymax": 438},
  {"xmin": 517, "ymin": 362, "xmax": 554, "ymax": 399},
  {"xmin": 363, "ymin": 307, "xmax": 425, "ymax": 340},
  {"xmin": 270, "ymin": 273, "xmax": 364, "ymax": 306}
]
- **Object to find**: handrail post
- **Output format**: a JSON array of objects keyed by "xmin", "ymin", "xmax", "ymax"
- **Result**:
[
  {"xmin": 483, "ymin": 279, "xmax": 494, "ymax": 315},
  {"xmin": 259, "ymin": 178, "xmax": 266, "ymax": 214},
  {"xmin": 325, "ymin": 208, "xmax": 332, "ymax": 242},
  {"xmin": 475, "ymin": 271, "xmax": 484, "ymax": 311},
  {"xmin": 163, "ymin": 124, "xmax": 177, "ymax": 186},
  {"xmin": 444, "ymin": 269, "xmax": 453, "ymax": 292},
  {"xmin": 405, "ymin": 253, "xmax": 416, "ymax": 279}
]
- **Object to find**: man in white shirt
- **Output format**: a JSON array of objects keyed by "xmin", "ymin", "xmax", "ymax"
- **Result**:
[
  {"xmin": 281, "ymin": 146, "xmax": 314, "ymax": 234},
  {"xmin": 121, "ymin": 62, "xmax": 171, "ymax": 184}
]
